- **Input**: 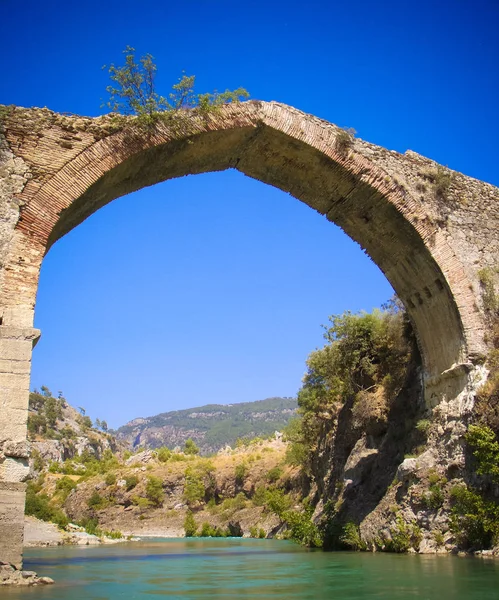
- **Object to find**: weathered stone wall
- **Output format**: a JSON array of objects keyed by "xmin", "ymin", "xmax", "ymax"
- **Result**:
[{"xmin": 0, "ymin": 101, "xmax": 497, "ymax": 571}]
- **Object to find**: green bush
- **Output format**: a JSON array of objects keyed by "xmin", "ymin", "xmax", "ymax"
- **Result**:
[
  {"xmin": 184, "ymin": 510, "xmax": 198, "ymax": 537},
  {"xmin": 183, "ymin": 467, "xmax": 205, "ymax": 506},
  {"xmin": 184, "ymin": 438, "xmax": 200, "ymax": 455},
  {"xmin": 55, "ymin": 476, "xmax": 77, "ymax": 500},
  {"xmin": 282, "ymin": 510, "xmax": 322, "ymax": 547},
  {"xmin": 465, "ymin": 424, "xmax": 499, "ymax": 482},
  {"xmin": 87, "ymin": 491, "xmax": 106, "ymax": 509},
  {"xmin": 105, "ymin": 473, "xmax": 117, "ymax": 486},
  {"xmin": 145, "ymin": 476, "xmax": 164, "ymax": 507},
  {"xmin": 125, "ymin": 475, "xmax": 139, "ymax": 491},
  {"xmin": 264, "ymin": 488, "xmax": 292, "ymax": 517},
  {"xmin": 156, "ymin": 446, "xmax": 172, "ymax": 462},
  {"xmin": 340, "ymin": 522, "xmax": 367, "ymax": 551},
  {"xmin": 382, "ymin": 516, "xmax": 422, "ymax": 553},
  {"xmin": 219, "ymin": 492, "xmax": 247, "ymax": 514},
  {"xmin": 78, "ymin": 517, "xmax": 100, "ymax": 536},
  {"xmin": 104, "ymin": 46, "xmax": 249, "ymax": 126},
  {"xmin": 266, "ymin": 466, "xmax": 283, "ymax": 483},
  {"xmin": 25, "ymin": 483, "xmax": 68, "ymax": 528},
  {"xmin": 449, "ymin": 485, "xmax": 499, "ymax": 549},
  {"xmin": 235, "ymin": 462, "xmax": 248, "ymax": 484}
]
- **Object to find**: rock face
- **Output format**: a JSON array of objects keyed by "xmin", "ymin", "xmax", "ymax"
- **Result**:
[{"xmin": 0, "ymin": 101, "xmax": 498, "ymax": 571}]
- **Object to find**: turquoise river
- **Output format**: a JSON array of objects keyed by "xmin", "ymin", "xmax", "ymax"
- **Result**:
[{"xmin": 3, "ymin": 538, "xmax": 499, "ymax": 599}]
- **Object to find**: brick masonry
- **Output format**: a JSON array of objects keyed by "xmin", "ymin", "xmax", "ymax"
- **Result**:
[{"xmin": 0, "ymin": 100, "xmax": 497, "ymax": 569}]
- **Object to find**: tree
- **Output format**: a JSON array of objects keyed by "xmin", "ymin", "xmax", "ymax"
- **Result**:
[
  {"xmin": 184, "ymin": 438, "xmax": 200, "ymax": 455},
  {"xmin": 145, "ymin": 475, "xmax": 164, "ymax": 507},
  {"xmin": 184, "ymin": 510, "xmax": 198, "ymax": 537},
  {"xmin": 183, "ymin": 467, "xmax": 205, "ymax": 506},
  {"xmin": 104, "ymin": 46, "xmax": 249, "ymax": 123}
]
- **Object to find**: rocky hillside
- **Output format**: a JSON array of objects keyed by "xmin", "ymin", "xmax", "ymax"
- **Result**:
[
  {"xmin": 27, "ymin": 387, "xmax": 126, "ymax": 467},
  {"xmin": 115, "ymin": 397, "xmax": 297, "ymax": 454}
]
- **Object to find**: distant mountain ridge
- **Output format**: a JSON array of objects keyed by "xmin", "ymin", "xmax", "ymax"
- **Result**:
[{"xmin": 115, "ymin": 397, "xmax": 298, "ymax": 454}]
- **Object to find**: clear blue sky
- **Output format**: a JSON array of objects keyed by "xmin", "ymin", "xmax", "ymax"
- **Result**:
[{"xmin": 2, "ymin": 0, "xmax": 498, "ymax": 427}]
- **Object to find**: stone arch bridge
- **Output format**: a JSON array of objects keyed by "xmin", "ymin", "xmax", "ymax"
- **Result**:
[{"xmin": 0, "ymin": 100, "xmax": 497, "ymax": 569}]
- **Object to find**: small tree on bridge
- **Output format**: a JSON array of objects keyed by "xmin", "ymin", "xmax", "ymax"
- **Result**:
[{"xmin": 104, "ymin": 46, "xmax": 249, "ymax": 125}]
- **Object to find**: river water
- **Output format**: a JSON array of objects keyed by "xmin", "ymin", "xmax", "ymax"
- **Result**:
[{"xmin": 3, "ymin": 538, "xmax": 499, "ymax": 599}]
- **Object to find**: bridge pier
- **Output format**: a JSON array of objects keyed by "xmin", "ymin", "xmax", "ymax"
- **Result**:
[{"xmin": 0, "ymin": 326, "xmax": 39, "ymax": 569}]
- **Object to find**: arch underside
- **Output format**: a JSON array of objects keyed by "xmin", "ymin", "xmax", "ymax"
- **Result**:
[{"xmin": 45, "ymin": 123, "xmax": 467, "ymax": 380}]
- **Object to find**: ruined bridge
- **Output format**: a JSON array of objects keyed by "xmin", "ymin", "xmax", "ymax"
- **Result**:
[{"xmin": 0, "ymin": 100, "xmax": 498, "ymax": 569}]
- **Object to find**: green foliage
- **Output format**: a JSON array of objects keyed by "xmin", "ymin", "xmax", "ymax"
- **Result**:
[
  {"xmin": 78, "ymin": 415, "xmax": 93, "ymax": 430},
  {"xmin": 87, "ymin": 491, "xmax": 106, "ymax": 509},
  {"xmin": 295, "ymin": 305, "xmax": 412, "ymax": 470},
  {"xmin": 104, "ymin": 46, "xmax": 249, "ymax": 126},
  {"xmin": 219, "ymin": 493, "xmax": 247, "ymax": 515},
  {"xmin": 450, "ymin": 484, "xmax": 499, "ymax": 549},
  {"xmin": 131, "ymin": 496, "xmax": 153, "ymax": 509},
  {"xmin": 125, "ymin": 474, "xmax": 139, "ymax": 491},
  {"xmin": 156, "ymin": 446, "xmax": 172, "ymax": 462},
  {"xmin": 282, "ymin": 509, "xmax": 322, "ymax": 547},
  {"xmin": 78, "ymin": 516, "xmax": 100, "ymax": 536},
  {"xmin": 465, "ymin": 424, "xmax": 499, "ymax": 482},
  {"xmin": 340, "ymin": 522, "xmax": 367, "ymax": 551},
  {"xmin": 415, "ymin": 419, "xmax": 431, "ymax": 436},
  {"xmin": 31, "ymin": 448, "xmax": 44, "ymax": 472},
  {"xmin": 145, "ymin": 475, "xmax": 164, "ymax": 506},
  {"xmin": 102, "ymin": 529, "xmax": 123, "ymax": 539},
  {"xmin": 263, "ymin": 488, "xmax": 292, "ymax": 517},
  {"xmin": 55, "ymin": 476, "xmax": 77, "ymax": 501},
  {"xmin": 266, "ymin": 466, "xmax": 283, "ymax": 483},
  {"xmin": 184, "ymin": 438, "xmax": 200, "ymax": 455},
  {"xmin": 478, "ymin": 267, "xmax": 499, "ymax": 314},
  {"xmin": 422, "ymin": 470, "xmax": 446, "ymax": 510},
  {"xmin": 25, "ymin": 482, "xmax": 68, "ymax": 528},
  {"xmin": 199, "ymin": 522, "xmax": 228, "ymax": 538},
  {"xmin": 183, "ymin": 510, "xmax": 198, "ymax": 537},
  {"xmin": 27, "ymin": 413, "xmax": 47, "ymax": 436},
  {"xmin": 383, "ymin": 516, "xmax": 422, "ymax": 553},
  {"xmin": 433, "ymin": 530, "xmax": 445, "ymax": 547},
  {"xmin": 235, "ymin": 462, "xmax": 248, "ymax": 484},
  {"xmin": 183, "ymin": 466, "xmax": 205, "ymax": 505},
  {"xmin": 334, "ymin": 127, "xmax": 356, "ymax": 154},
  {"xmin": 283, "ymin": 418, "xmax": 309, "ymax": 468},
  {"xmin": 105, "ymin": 472, "xmax": 117, "ymax": 486}
]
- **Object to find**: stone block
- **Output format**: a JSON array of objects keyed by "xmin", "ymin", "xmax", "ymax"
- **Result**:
[
  {"xmin": 0, "ymin": 340, "xmax": 32, "ymax": 362},
  {"xmin": 0, "ymin": 360, "xmax": 31, "ymax": 375},
  {"xmin": 0, "ymin": 457, "xmax": 30, "ymax": 483},
  {"xmin": 2, "ymin": 441, "xmax": 30, "ymax": 459},
  {"xmin": 0, "ymin": 387, "xmax": 29, "ymax": 411},
  {"xmin": 0, "ymin": 406, "xmax": 28, "ymax": 443},
  {"xmin": 0, "ymin": 373, "xmax": 30, "ymax": 392}
]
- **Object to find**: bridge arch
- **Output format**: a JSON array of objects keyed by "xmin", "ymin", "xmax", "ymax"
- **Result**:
[
  {"xmin": 3, "ymin": 101, "xmax": 484, "ymax": 378},
  {"xmin": 0, "ymin": 99, "xmax": 493, "ymax": 569}
]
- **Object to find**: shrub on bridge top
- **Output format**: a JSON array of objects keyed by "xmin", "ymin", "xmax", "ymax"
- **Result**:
[{"xmin": 104, "ymin": 46, "xmax": 249, "ymax": 126}]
